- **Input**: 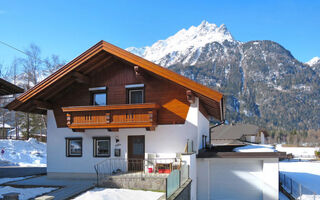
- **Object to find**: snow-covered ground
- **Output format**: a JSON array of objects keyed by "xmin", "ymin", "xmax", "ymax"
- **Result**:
[
  {"xmin": 280, "ymin": 160, "xmax": 320, "ymax": 194},
  {"xmin": 279, "ymin": 192, "xmax": 290, "ymax": 200},
  {"xmin": 233, "ymin": 144, "xmax": 276, "ymax": 152},
  {"xmin": 0, "ymin": 139, "xmax": 46, "ymax": 166},
  {"xmin": 0, "ymin": 176, "xmax": 31, "ymax": 184},
  {"xmin": 74, "ymin": 188, "xmax": 164, "ymax": 200},
  {"xmin": 0, "ymin": 186, "xmax": 55, "ymax": 200},
  {"xmin": 276, "ymin": 145, "xmax": 319, "ymax": 159},
  {"xmin": 0, "ymin": 176, "xmax": 55, "ymax": 200}
]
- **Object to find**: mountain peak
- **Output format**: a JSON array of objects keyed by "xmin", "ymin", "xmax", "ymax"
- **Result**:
[
  {"xmin": 126, "ymin": 21, "xmax": 235, "ymax": 66},
  {"xmin": 306, "ymin": 56, "xmax": 320, "ymax": 66}
]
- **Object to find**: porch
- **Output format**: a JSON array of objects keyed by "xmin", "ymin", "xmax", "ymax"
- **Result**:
[{"xmin": 94, "ymin": 156, "xmax": 190, "ymax": 198}]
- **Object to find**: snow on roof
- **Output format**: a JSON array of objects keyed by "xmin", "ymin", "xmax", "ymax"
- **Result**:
[
  {"xmin": 233, "ymin": 144, "xmax": 277, "ymax": 152},
  {"xmin": 0, "ymin": 123, "xmax": 13, "ymax": 129}
]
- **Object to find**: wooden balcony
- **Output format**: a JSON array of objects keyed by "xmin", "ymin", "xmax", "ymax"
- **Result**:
[{"xmin": 61, "ymin": 103, "xmax": 160, "ymax": 131}]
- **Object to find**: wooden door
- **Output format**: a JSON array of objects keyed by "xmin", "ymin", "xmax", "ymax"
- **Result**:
[{"xmin": 128, "ymin": 135, "xmax": 145, "ymax": 171}]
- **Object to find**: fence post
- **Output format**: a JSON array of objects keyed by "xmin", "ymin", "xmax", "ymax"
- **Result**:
[
  {"xmin": 179, "ymin": 170, "xmax": 181, "ymax": 187},
  {"xmin": 290, "ymin": 178, "xmax": 293, "ymax": 194},
  {"xmin": 165, "ymin": 178, "xmax": 168, "ymax": 199},
  {"xmin": 299, "ymin": 183, "xmax": 302, "ymax": 200}
]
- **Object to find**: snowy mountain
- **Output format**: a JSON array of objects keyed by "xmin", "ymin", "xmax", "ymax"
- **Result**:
[
  {"xmin": 127, "ymin": 21, "xmax": 236, "ymax": 67},
  {"xmin": 306, "ymin": 57, "xmax": 320, "ymax": 74},
  {"xmin": 127, "ymin": 21, "xmax": 320, "ymax": 130},
  {"xmin": 306, "ymin": 57, "xmax": 320, "ymax": 67}
]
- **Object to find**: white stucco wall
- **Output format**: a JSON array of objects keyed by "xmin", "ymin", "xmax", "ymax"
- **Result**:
[
  {"xmin": 46, "ymin": 97, "xmax": 208, "ymax": 177},
  {"xmin": 196, "ymin": 158, "xmax": 279, "ymax": 200},
  {"xmin": 182, "ymin": 153, "xmax": 197, "ymax": 200},
  {"xmin": 197, "ymin": 108, "xmax": 209, "ymax": 150}
]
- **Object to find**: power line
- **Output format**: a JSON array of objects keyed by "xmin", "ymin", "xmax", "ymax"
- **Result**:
[
  {"xmin": 0, "ymin": 40, "xmax": 30, "ymax": 57},
  {"xmin": 0, "ymin": 40, "xmax": 48, "ymax": 64}
]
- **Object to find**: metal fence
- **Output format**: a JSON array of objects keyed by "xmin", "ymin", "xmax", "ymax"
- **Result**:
[
  {"xmin": 187, "ymin": 139, "xmax": 194, "ymax": 153},
  {"xmin": 94, "ymin": 157, "xmax": 184, "ymax": 186},
  {"xmin": 280, "ymin": 172, "xmax": 319, "ymax": 200},
  {"xmin": 166, "ymin": 163, "xmax": 189, "ymax": 199}
]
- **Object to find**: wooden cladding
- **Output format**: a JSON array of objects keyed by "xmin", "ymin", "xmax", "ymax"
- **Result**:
[{"xmin": 62, "ymin": 103, "xmax": 159, "ymax": 130}]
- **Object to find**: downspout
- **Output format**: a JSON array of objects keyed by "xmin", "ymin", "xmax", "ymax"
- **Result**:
[
  {"xmin": 209, "ymin": 121, "xmax": 225, "ymax": 146},
  {"xmin": 208, "ymin": 96, "xmax": 225, "ymax": 146}
]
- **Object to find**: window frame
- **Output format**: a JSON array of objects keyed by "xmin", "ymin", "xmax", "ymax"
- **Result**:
[
  {"xmin": 89, "ymin": 87, "xmax": 108, "ymax": 106},
  {"xmin": 93, "ymin": 137, "xmax": 111, "ymax": 157},
  {"xmin": 127, "ymin": 87, "xmax": 144, "ymax": 104},
  {"xmin": 66, "ymin": 137, "xmax": 83, "ymax": 157}
]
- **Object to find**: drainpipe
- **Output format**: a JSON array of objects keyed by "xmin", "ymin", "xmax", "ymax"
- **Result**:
[{"xmin": 209, "ymin": 121, "xmax": 225, "ymax": 148}]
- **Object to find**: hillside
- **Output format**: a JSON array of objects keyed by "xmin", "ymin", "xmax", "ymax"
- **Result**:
[{"xmin": 127, "ymin": 21, "xmax": 320, "ymax": 131}]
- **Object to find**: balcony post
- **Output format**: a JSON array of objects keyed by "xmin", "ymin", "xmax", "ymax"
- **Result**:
[
  {"xmin": 66, "ymin": 113, "xmax": 71, "ymax": 126},
  {"xmin": 148, "ymin": 110, "xmax": 153, "ymax": 122},
  {"xmin": 106, "ymin": 112, "xmax": 111, "ymax": 123}
]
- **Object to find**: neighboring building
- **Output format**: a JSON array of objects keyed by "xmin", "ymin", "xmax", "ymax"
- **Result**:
[
  {"xmin": 0, "ymin": 78, "xmax": 24, "ymax": 96},
  {"xmin": 211, "ymin": 123, "xmax": 269, "ymax": 145},
  {"xmin": 6, "ymin": 41, "xmax": 280, "ymax": 200},
  {"xmin": 0, "ymin": 123, "xmax": 14, "ymax": 138},
  {"xmin": 0, "ymin": 78, "xmax": 24, "ymax": 139}
]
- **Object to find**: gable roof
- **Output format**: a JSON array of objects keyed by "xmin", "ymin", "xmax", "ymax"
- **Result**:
[
  {"xmin": 0, "ymin": 78, "xmax": 24, "ymax": 96},
  {"xmin": 211, "ymin": 124, "xmax": 259, "ymax": 140},
  {"xmin": 6, "ymin": 40, "xmax": 224, "ymax": 121}
]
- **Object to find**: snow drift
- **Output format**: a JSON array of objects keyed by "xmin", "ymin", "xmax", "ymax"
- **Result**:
[{"xmin": 0, "ymin": 138, "xmax": 46, "ymax": 167}]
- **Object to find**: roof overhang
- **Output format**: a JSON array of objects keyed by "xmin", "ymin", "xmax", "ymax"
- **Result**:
[
  {"xmin": 0, "ymin": 78, "xmax": 24, "ymax": 96},
  {"xmin": 6, "ymin": 40, "xmax": 224, "ymax": 121}
]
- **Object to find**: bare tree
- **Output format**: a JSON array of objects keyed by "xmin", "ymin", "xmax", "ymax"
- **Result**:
[
  {"xmin": 20, "ymin": 44, "xmax": 43, "ymax": 139},
  {"xmin": 10, "ymin": 58, "xmax": 22, "ymax": 139},
  {"xmin": 44, "ymin": 55, "xmax": 64, "ymax": 75}
]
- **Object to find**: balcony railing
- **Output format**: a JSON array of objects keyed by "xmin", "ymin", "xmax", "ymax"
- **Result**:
[{"xmin": 61, "ymin": 103, "xmax": 160, "ymax": 130}]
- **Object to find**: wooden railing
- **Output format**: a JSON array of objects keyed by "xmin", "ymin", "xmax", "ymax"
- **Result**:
[{"xmin": 61, "ymin": 103, "xmax": 160, "ymax": 130}]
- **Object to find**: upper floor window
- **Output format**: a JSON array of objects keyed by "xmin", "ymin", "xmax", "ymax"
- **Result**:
[
  {"xmin": 126, "ymin": 84, "xmax": 144, "ymax": 104},
  {"xmin": 89, "ymin": 87, "xmax": 107, "ymax": 105}
]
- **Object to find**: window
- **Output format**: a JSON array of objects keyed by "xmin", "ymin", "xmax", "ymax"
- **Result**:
[
  {"xmin": 92, "ymin": 92, "xmax": 107, "ymax": 105},
  {"xmin": 128, "ymin": 89, "xmax": 144, "ymax": 104},
  {"xmin": 125, "ymin": 84, "xmax": 144, "ymax": 104},
  {"xmin": 66, "ymin": 138, "xmax": 82, "ymax": 157},
  {"xmin": 89, "ymin": 87, "xmax": 107, "ymax": 105},
  {"xmin": 93, "ymin": 137, "xmax": 110, "ymax": 157}
]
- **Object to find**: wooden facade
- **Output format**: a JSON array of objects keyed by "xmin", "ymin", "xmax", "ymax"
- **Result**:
[{"xmin": 6, "ymin": 40, "xmax": 224, "ymax": 131}]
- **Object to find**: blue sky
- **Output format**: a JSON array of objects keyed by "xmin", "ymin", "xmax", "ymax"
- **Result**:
[{"xmin": 0, "ymin": 0, "xmax": 319, "ymax": 68}]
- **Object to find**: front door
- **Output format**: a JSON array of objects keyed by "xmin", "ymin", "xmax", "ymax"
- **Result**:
[{"xmin": 128, "ymin": 135, "xmax": 145, "ymax": 171}]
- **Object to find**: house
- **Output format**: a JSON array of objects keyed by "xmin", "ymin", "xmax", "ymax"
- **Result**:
[
  {"xmin": 211, "ymin": 123, "xmax": 269, "ymax": 145},
  {"xmin": 6, "ymin": 41, "xmax": 280, "ymax": 200},
  {"xmin": 0, "ymin": 78, "xmax": 24, "ymax": 139},
  {"xmin": 0, "ymin": 123, "xmax": 14, "ymax": 138},
  {"xmin": 0, "ymin": 78, "xmax": 24, "ymax": 96}
]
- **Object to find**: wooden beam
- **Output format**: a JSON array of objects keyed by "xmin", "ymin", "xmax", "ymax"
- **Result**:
[
  {"xmin": 72, "ymin": 129, "xmax": 85, "ymax": 132},
  {"xmin": 33, "ymin": 100, "xmax": 53, "ymax": 110},
  {"xmin": 108, "ymin": 128, "xmax": 119, "ymax": 132},
  {"xmin": 43, "ymin": 79, "xmax": 75, "ymax": 101},
  {"xmin": 89, "ymin": 59, "xmax": 115, "ymax": 77},
  {"xmin": 146, "ymin": 126, "xmax": 156, "ymax": 131},
  {"xmin": 71, "ymin": 71, "xmax": 90, "ymax": 84},
  {"xmin": 84, "ymin": 55, "xmax": 113, "ymax": 74},
  {"xmin": 134, "ymin": 66, "xmax": 142, "ymax": 76},
  {"xmin": 186, "ymin": 90, "xmax": 195, "ymax": 104}
]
